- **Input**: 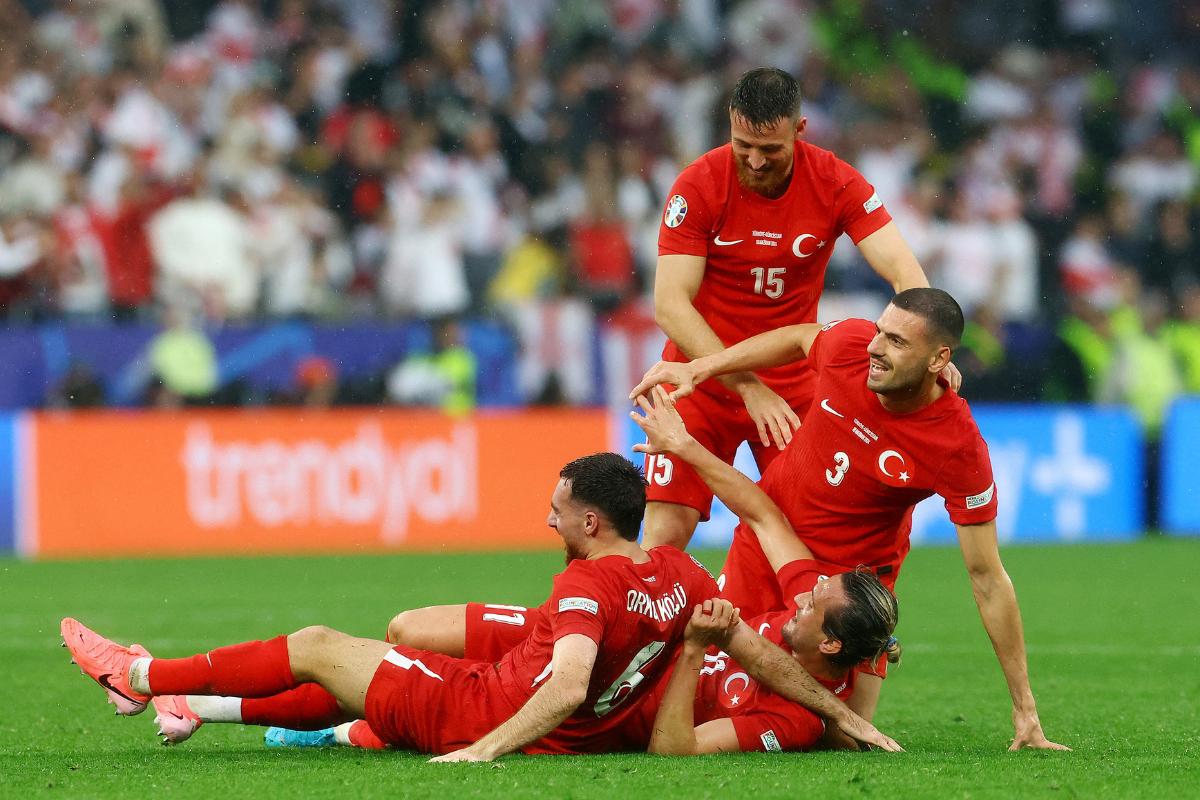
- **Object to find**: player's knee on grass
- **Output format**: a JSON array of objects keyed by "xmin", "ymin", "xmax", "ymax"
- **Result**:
[{"xmin": 386, "ymin": 611, "xmax": 414, "ymax": 645}]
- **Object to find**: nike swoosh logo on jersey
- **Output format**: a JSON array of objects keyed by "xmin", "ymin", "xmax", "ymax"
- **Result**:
[
  {"xmin": 98, "ymin": 673, "xmax": 142, "ymax": 705},
  {"xmin": 713, "ymin": 236, "xmax": 743, "ymax": 245},
  {"xmin": 820, "ymin": 398, "xmax": 845, "ymax": 418}
]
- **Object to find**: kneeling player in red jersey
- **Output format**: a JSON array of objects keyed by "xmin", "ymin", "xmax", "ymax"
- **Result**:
[
  {"xmin": 63, "ymin": 453, "xmax": 900, "ymax": 758},
  {"xmin": 631, "ymin": 287, "xmax": 1070, "ymax": 752}
]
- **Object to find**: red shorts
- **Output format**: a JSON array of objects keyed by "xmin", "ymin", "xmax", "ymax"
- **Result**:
[
  {"xmin": 718, "ymin": 525, "xmax": 901, "ymax": 676},
  {"xmin": 643, "ymin": 382, "xmax": 813, "ymax": 519},
  {"xmin": 363, "ymin": 645, "xmax": 518, "ymax": 754},
  {"xmin": 463, "ymin": 602, "xmax": 545, "ymax": 661}
]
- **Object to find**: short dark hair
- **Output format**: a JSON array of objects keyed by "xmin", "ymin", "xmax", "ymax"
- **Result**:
[
  {"xmin": 890, "ymin": 288, "xmax": 965, "ymax": 350},
  {"xmin": 729, "ymin": 67, "xmax": 801, "ymax": 132},
  {"xmin": 821, "ymin": 568, "xmax": 900, "ymax": 668},
  {"xmin": 559, "ymin": 453, "xmax": 647, "ymax": 541}
]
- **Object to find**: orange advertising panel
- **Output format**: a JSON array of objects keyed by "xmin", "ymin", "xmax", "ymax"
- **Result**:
[{"xmin": 32, "ymin": 409, "xmax": 610, "ymax": 558}]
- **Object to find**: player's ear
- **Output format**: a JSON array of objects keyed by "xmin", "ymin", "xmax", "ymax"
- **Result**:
[
  {"xmin": 584, "ymin": 509, "xmax": 601, "ymax": 537},
  {"xmin": 818, "ymin": 637, "xmax": 843, "ymax": 656},
  {"xmin": 794, "ymin": 116, "xmax": 807, "ymax": 138},
  {"xmin": 928, "ymin": 344, "xmax": 952, "ymax": 374}
]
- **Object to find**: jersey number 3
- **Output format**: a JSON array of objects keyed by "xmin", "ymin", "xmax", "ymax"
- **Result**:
[
  {"xmin": 751, "ymin": 267, "xmax": 786, "ymax": 299},
  {"xmin": 825, "ymin": 451, "xmax": 850, "ymax": 486}
]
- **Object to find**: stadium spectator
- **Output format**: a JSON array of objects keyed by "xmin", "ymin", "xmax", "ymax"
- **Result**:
[
  {"xmin": 385, "ymin": 319, "xmax": 478, "ymax": 416},
  {"xmin": 146, "ymin": 305, "xmax": 218, "ymax": 408}
]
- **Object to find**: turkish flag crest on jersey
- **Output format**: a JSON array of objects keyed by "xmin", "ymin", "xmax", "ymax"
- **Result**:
[{"xmin": 874, "ymin": 448, "xmax": 915, "ymax": 487}]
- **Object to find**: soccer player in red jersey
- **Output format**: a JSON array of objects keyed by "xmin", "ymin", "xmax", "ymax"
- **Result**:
[
  {"xmin": 646, "ymin": 66, "xmax": 950, "ymax": 552},
  {"xmin": 63, "ymin": 453, "xmax": 899, "ymax": 757},
  {"xmin": 631, "ymin": 288, "xmax": 1070, "ymax": 751}
]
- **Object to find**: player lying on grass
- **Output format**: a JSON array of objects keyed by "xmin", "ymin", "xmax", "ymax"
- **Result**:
[
  {"xmin": 62, "ymin": 453, "xmax": 901, "ymax": 759},
  {"xmin": 259, "ymin": 386, "xmax": 901, "ymax": 755},
  {"xmin": 630, "ymin": 287, "xmax": 1069, "ymax": 752}
]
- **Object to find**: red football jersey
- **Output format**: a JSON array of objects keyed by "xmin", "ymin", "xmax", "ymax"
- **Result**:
[
  {"xmin": 657, "ymin": 140, "xmax": 891, "ymax": 405},
  {"xmin": 492, "ymin": 546, "xmax": 719, "ymax": 754},
  {"xmin": 628, "ymin": 560, "xmax": 850, "ymax": 752},
  {"xmin": 750, "ymin": 318, "xmax": 998, "ymax": 570}
]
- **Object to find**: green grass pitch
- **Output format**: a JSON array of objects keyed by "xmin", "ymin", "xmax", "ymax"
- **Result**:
[{"xmin": 3, "ymin": 538, "xmax": 1198, "ymax": 799}]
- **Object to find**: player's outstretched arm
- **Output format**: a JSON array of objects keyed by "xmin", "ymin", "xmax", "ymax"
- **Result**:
[
  {"xmin": 632, "ymin": 387, "xmax": 813, "ymax": 570},
  {"xmin": 429, "ymin": 634, "xmax": 597, "ymax": 762},
  {"xmin": 630, "ymin": 321, "xmax": 824, "ymax": 404},
  {"xmin": 956, "ymin": 520, "xmax": 1070, "ymax": 752},
  {"xmin": 724, "ymin": 621, "xmax": 903, "ymax": 752},
  {"xmin": 649, "ymin": 600, "xmax": 744, "ymax": 755}
]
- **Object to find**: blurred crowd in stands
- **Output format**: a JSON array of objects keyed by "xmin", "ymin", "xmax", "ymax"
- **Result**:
[{"xmin": 0, "ymin": 0, "xmax": 1197, "ymax": 425}]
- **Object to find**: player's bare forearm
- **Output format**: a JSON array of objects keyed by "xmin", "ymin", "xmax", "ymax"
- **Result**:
[
  {"xmin": 648, "ymin": 641, "xmax": 705, "ymax": 755},
  {"xmin": 436, "ymin": 634, "xmax": 596, "ymax": 761},
  {"xmin": 856, "ymin": 222, "xmax": 930, "ymax": 292},
  {"xmin": 688, "ymin": 323, "xmax": 824, "ymax": 382},
  {"xmin": 956, "ymin": 522, "xmax": 1038, "ymax": 714},
  {"xmin": 671, "ymin": 436, "xmax": 813, "ymax": 569},
  {"xmin": 956, "ymin": 522, "xmax": 1068, "ymax": 750},
  {"xmin": 968, "ymin": 567, "xmax": 1037, "ymax": 714},
  {"xmin": 655, "ymin": 295, "xmax": 762, "ymax": 392},
  {"xmin": 726, "ymin": 623, "xmax": 848, "ymax": 721},
  {"xmin": 452, "ymin": 672, "xmax": 585, "ymax": 760}
]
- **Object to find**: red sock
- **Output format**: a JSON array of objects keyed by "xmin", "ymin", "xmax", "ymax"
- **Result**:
[
  {"xmin": 148, "ymin": 636, "xmax": 297, "ymax": 697},
  {"xmin": 347, "ymin": 719, "xmax": 388, "ymax": 750},
  {"xmin": 240, "ymin": 684, "xmax": 344, "ymax": 729}
]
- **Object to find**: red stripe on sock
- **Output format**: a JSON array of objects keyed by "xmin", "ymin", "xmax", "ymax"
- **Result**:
[
  {"xmin": 149, "ymin": 636, "xmax": 297, "ymax": 697},
  {"xmin": 241, "ymin": 684, "xmax": 344, "ymax": 729}
]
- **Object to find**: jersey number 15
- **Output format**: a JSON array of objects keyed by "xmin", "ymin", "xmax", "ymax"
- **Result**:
[{"xmin": 751, "ymin": 267, "xmax": 786, "ymax": 299}]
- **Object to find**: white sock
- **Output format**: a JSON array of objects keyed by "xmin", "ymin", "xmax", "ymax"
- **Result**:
[
  {"xmin": 333, "ymin": 722, "xmax": 356, "ymax": 746},
  {"xmin": 186, "ymin": 695, "xmax": 243, "ymax": 723},
  {"xmin": 129, "ymin": 657, "xmax": 151, "ymax": 694}
]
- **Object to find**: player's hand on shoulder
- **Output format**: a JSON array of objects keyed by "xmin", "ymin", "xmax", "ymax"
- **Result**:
[
  {"xmin": 629, "ymin": 360, "xmax": 700, "ymax": 402},
  {"xmin": 1009, "ymin": 715, "xmax": 1071, "ymax": 752},
  {"xmin": 736, "ymin": 381, "xmax": 801, "ymax": 450},
  {"xmin": 631, "ymin": 386, "xmax": 693, "ymax": 455},
  {"xmin": 941, "ymin": 360, "xmax": 963, "ymax": 393},
  {"xmin": 684, "ymin": 598, "xmax": 740, "ymax": 648}
]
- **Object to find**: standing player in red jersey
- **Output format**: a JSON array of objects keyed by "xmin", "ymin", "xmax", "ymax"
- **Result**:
[
  {"xmin": 632, "ymin": 288, "xmax": 1070, "ymax": 751},
  {"xmin": 647, "ymin": 66, "xmax": 949, "ymax": 552},
  {"xmin": 62, "ymin": 453, "xmax": 900, "ymax": 758}
]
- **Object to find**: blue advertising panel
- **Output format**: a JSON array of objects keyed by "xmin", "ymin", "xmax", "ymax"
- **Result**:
[
  {"xmin": 618, "ymin": 405, "xmax": 1144, "ymax": 548},
  {"xmin": 1161, "ymin": 398, "xmax": 1200, "ymax": 535},
  {"xmin": 0, "ymin": 414, "xmax": 16, "ymax": 553},
  {"xmin": 911, "ymin": 406, "xmax": 1143, "ymax": 544}
]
